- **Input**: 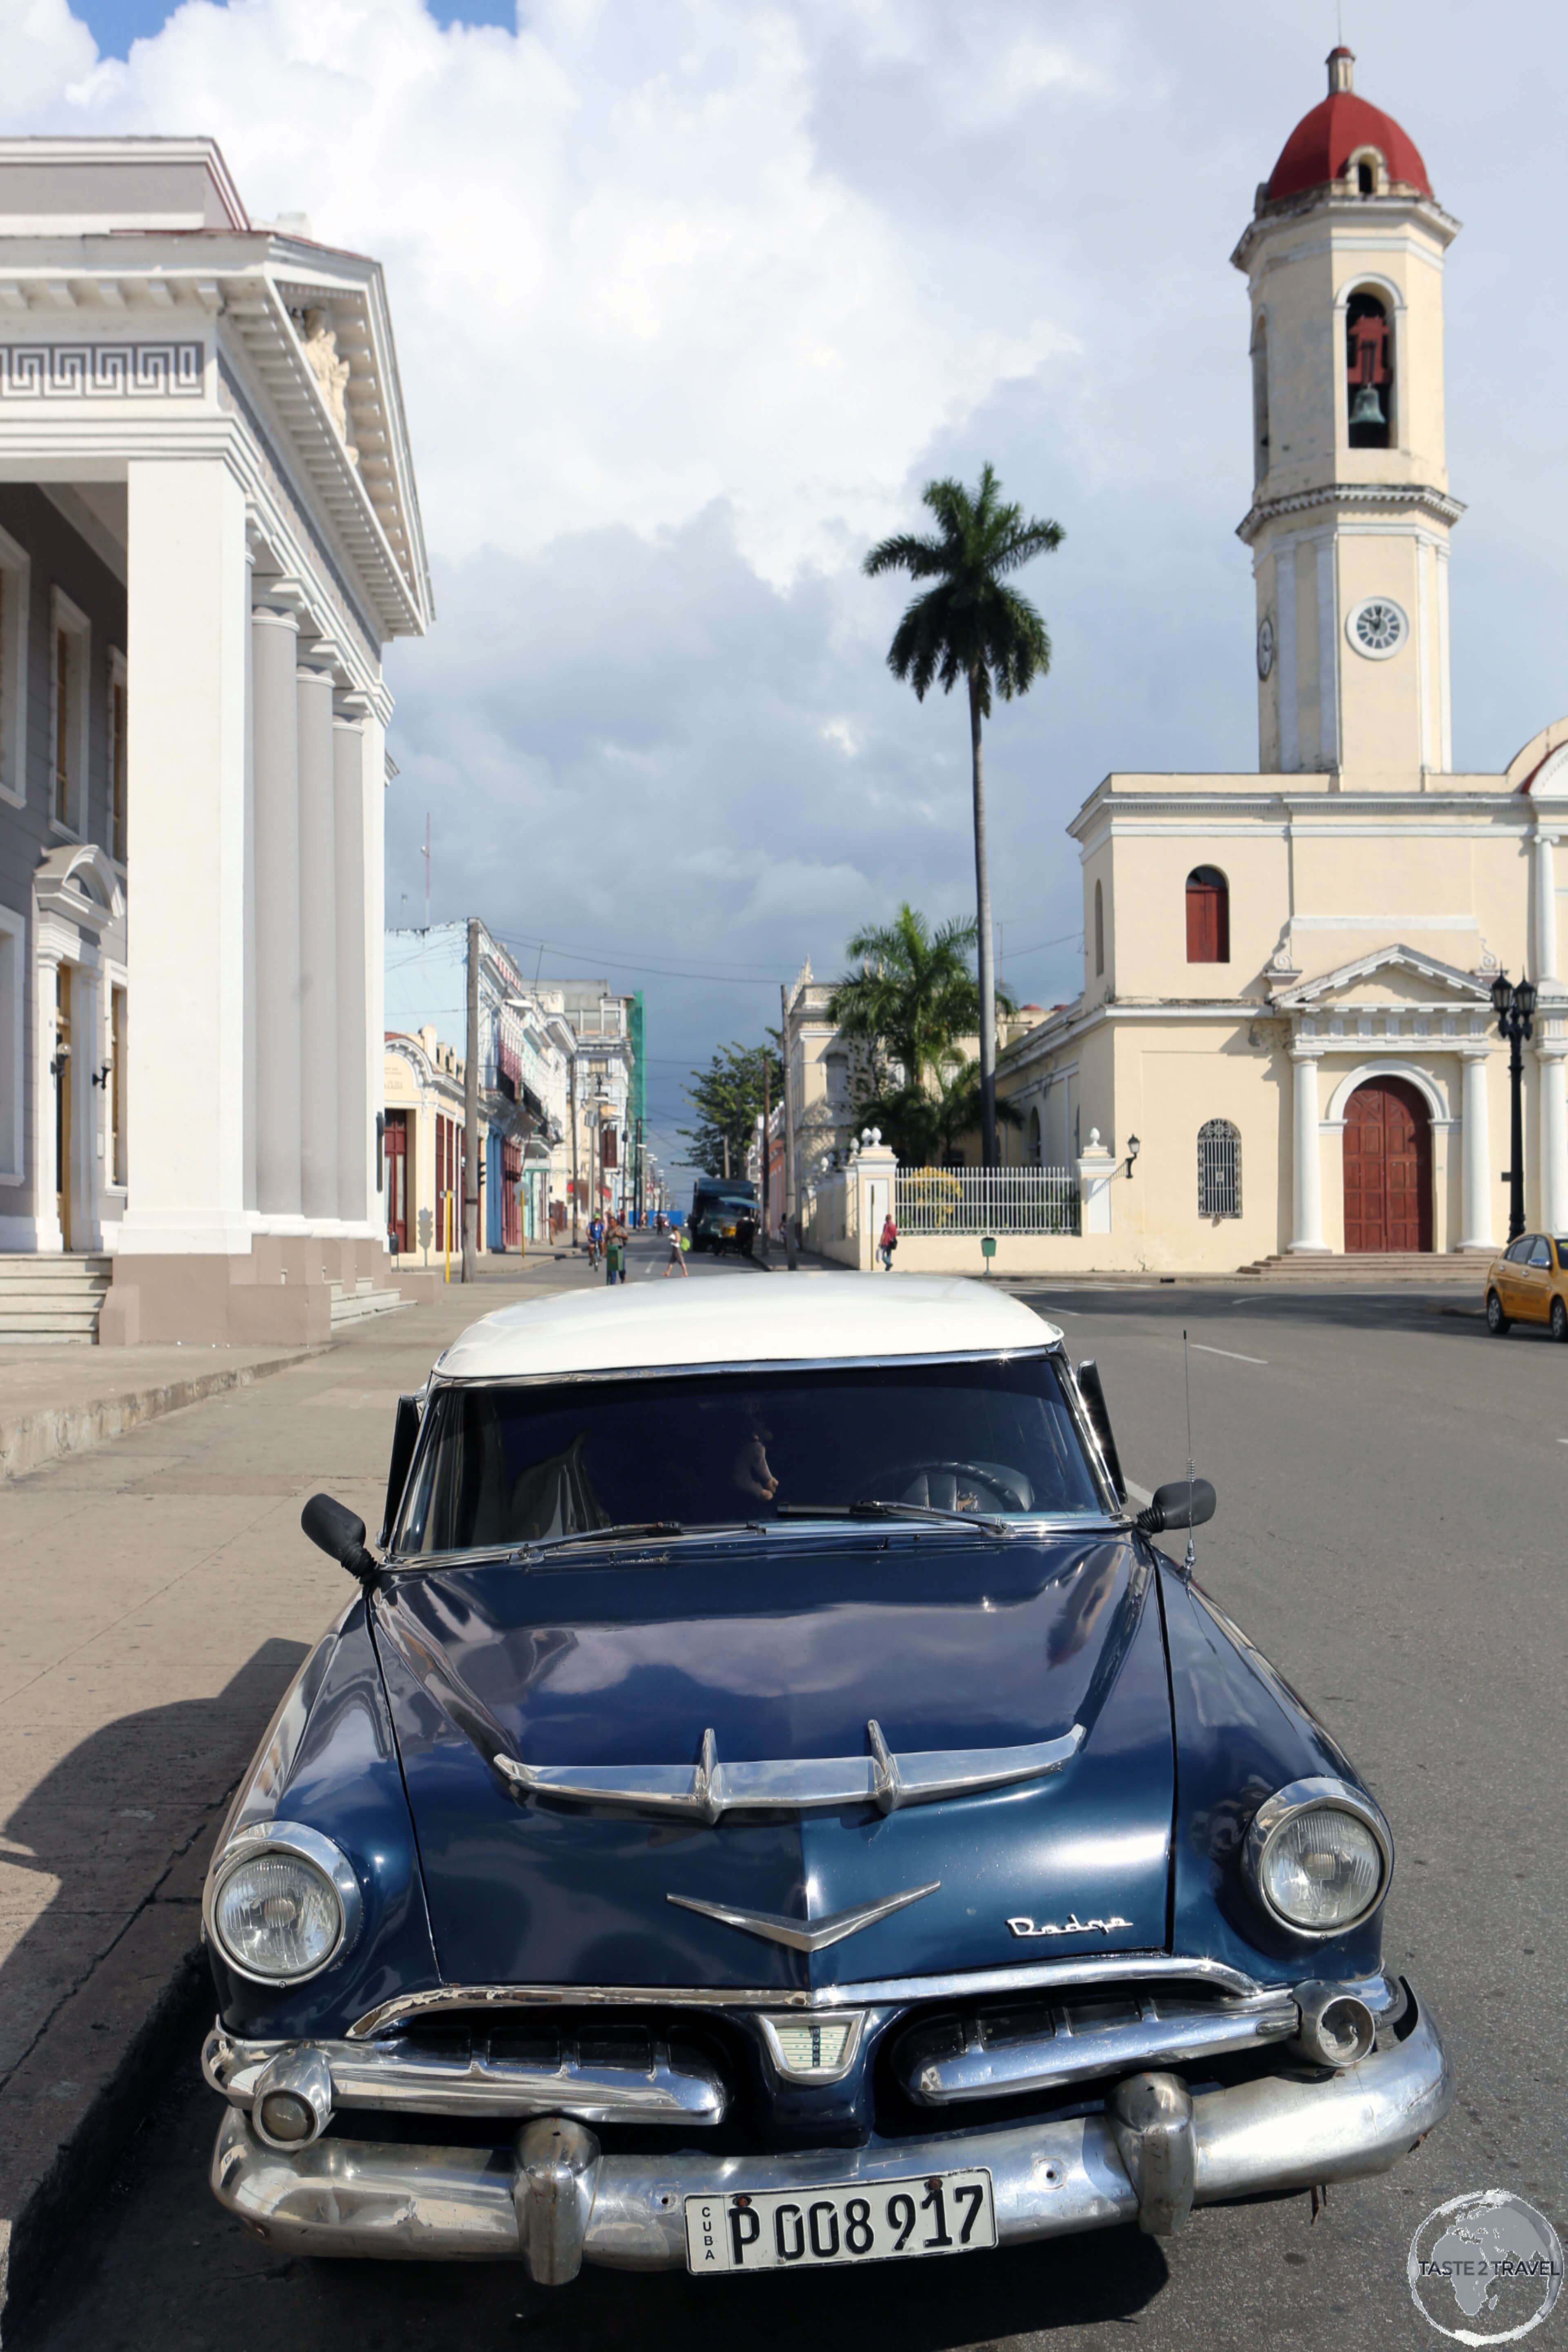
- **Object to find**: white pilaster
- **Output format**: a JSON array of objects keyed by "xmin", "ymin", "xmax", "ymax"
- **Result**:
[
  {"xmin": 1288, "ymin": 1047, "xmax": 1327, "ymax": 1252},
  {"xmin": 117, "ymin": 459, "xmax": 250, "ymax": 1256},
  {"xmin": 252, "ymin": 601, "xmax": 302, "ymax": 1221},
  {"xmin": 332, "ymin": 710, "xmax": 368, "ymax": 1225},
  {"xmin": 1437, "ymin": 546, "xmax": 1453, "ymax": 772},
  {"xmin": 1533, "ymin": 831, "xmax": 1559, "ymax": 986},
  {"xmin": 1316, "ymin": 539, "xmax": 1339, "ymax": 770},
  {"xmin": 242, "ymin": 528, "xmax": 258, "ymax": 1214},
  {"xmin": 1458, "ymin": 1045, "xmax": 1493, "ymax": 1252},
  {"xmin": 1277, "ymin": 541, "xmax": 1298, "ymax": 771},
  {"xmin": 73, "ymin": 955, "xmax": 102, "ymax": 1248},
  {"xmin": 296, "ymin": 660, "xmax": 339, "ymax": 1222},
  {"xmin": 1536, "ymin": 1038, "xmax": 1568, "ymax": 1236},
  {"xmin": 33, "ymin": 937, "xmax": 64, "ymax": 1252}
]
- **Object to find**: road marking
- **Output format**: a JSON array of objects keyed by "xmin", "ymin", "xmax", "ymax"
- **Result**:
[
  {"xmin": 1124, "ymin": 1478, "xmax": 1153, "ymax": 1506},
  {"xmin": 1228, "ymin": 1297, "xmax": 1268, "ymax": 1306},
  {"xmin": 1190, "ymin": 1342, "xmax": 1269, "ymax": 1365}
]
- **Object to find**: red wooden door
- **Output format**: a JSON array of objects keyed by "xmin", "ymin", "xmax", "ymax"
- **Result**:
[
  {"xmin": 1343, "ymin": 1079, "xmax": 1432, "ymax": 1252},
  {"xmin": 384, "ymin": 1111, "xmax": 408, "ymax": 1251}
]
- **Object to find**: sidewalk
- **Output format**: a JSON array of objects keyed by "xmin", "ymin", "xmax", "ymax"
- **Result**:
[{"xmin": 0, "ymin": 1246, "xmax": 597, "ymax": 2336}]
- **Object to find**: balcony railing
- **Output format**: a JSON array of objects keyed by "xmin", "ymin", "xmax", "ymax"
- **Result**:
[{"xmin": 894, "ymin": 1166, "xmax": 1081, "ymax": 1236}]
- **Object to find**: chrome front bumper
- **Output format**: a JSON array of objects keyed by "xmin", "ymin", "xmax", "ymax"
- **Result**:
[{"xmin": 209, "ymin": 1980, "xmax": 1450, "ymax": 2275}]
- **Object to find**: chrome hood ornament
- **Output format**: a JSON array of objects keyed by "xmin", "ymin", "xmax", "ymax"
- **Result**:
[
  {"xmin": 667, "ymin": 1881, "xmax": 940, "ymax": 1954},
  {"xmin": 493, "ymin": 1720, "xmax": 1084, "ymax": 1826}
]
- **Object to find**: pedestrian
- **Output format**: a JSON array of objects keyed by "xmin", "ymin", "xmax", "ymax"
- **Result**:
[
  {"xmin": 664, "ymin": 1224, "xmax": 690, "ymax": 1278},
  {"xmin": 606, "ymin": 1215, "xmax": 628, "ymax": 1286},
  {"xmin": 587, "ymin": 1214, "xmax": 602, "ymax": 1270},
  {"xmin": 878, "ymin": 1209, "xmax": 898, "ymax": 1273}
]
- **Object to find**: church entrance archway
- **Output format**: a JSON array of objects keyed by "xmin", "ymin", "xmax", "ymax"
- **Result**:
[{"xmin": 1342, "ymin": 1078, "xmax": 1432, "ymax": 1252}]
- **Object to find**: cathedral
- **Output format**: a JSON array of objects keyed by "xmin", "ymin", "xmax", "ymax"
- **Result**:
[{"xmin": 998, "ymin": 47, "xmax": 1568, "ymax": 1269}]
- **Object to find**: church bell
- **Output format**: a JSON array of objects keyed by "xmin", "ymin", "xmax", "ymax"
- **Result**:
[{"xmin": 1349, "ymin": 381, "xmax": 1386, "ymax": 426}]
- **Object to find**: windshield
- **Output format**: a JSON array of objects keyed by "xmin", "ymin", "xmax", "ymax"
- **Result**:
[{"xmin": 393, "ymin": 1356, "xmax": 1105, "ymax": 1557}]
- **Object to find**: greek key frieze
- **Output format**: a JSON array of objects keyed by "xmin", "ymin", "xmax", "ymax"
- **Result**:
[{"xmin": 0, "ymin": 342, "xmax": 204, "ymax": 399}]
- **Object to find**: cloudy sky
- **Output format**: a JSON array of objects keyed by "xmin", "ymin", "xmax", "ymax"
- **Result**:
[{"xmin": 4, "ymin": 0, "xmax": 1566, "ymax": 1187}]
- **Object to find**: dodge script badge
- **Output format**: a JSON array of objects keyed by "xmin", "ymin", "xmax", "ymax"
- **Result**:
[{"xmin": 1007, "ymin": 1911, "xmax": 1133, "ymax": 1939}]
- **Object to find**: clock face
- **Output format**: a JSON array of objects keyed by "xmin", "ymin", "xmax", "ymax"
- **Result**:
[
  {"xmin": 1346, "ymin": 596, "xmax": 1408, "ymax": 659},
  {"xmin": 1256, "ymin": 615, "xmax": 1275, "ymax": 679}
]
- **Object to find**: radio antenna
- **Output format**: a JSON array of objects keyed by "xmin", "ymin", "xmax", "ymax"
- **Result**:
[{"xmin": 1183, "ymin": 1330, "xmax": 1197, "ymax": 1581}]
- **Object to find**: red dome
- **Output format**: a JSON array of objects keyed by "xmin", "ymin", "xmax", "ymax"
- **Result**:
[{"xmin": 1267, "ymin": 51, "xmax": 1431, "ymax": 202}]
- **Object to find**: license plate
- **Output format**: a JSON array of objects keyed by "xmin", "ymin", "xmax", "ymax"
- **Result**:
[{"xmin": 684, "ymin": 2169, "xmax": 996, "ymax": 2274}]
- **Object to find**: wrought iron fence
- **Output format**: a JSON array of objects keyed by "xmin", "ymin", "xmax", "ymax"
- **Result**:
[{"xmin": 894, "ymin": 1166, "xmax": 1081, "ymax": 1236}]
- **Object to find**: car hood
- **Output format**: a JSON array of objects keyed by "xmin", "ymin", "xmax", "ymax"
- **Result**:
[{"xmin": 372, "ymin": 1530, "xmax": 1174, "ymax": 1993}]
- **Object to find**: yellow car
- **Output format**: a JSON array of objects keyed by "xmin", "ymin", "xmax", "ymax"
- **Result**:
[{"xmin": 1484, "ymin": 1233, "xmax": 1568, "ymax": 1339}]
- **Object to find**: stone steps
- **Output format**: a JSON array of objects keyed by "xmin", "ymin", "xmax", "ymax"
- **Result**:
[
  {"xmin": 1238, "ymin": 1252, "xmax": 1486, "ymax": 1285},
  {"xmin": 327, "ymin": 1277, "xmax": 411, "ymax": 1328},
  {"xmin": 0, "ymin": 1255, "xmax": 113, "ymax": 1343}
]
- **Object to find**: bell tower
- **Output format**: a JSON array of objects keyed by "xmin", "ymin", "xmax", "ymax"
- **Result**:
[{"xmin": 1234, "ymin": 48, "xmax": 1461, "ymax": 785}]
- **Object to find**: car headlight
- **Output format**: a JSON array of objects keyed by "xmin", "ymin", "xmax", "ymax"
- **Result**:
[
  {"xmin": 204, "ymin": 1822, "xmax": 363, "ymax": 1986},
  {"xmin": 1244, "ymin": 1778, "xmax": 1391, "ymax": 1938}
]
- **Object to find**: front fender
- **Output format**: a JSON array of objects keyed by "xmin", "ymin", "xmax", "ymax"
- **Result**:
[
  {"xmin": 1159, "ymin": 1562, "xmax": 1388, "ymax": 1982},
  {"xmin": 206, "ymin": 1596, "xmax": 440, "ymax": 2039}
]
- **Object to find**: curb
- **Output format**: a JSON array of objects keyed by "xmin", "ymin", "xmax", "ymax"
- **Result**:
[
  {"xmin": 0, "ymin": 1809, "xmax": 224, "ymax": 2343},
  {"xmin": 0, "ymin": 1348, "xmax": 322, "ymax": 1483}
]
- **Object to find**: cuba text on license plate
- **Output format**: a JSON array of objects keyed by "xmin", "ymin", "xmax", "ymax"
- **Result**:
[{"xmin": 684, "ymin": 2169, "xmax": 996, "ymax": 2274}]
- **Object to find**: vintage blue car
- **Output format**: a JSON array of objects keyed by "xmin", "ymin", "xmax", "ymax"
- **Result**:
[{"xmin": 202, "ymin": 1277, "xmax": 1450, "ymax": 2282}]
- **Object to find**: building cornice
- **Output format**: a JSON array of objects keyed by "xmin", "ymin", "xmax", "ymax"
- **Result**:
[
  {"xmin": 1236, "ymin": 480, "xmax": 1465, "ymax": 546},
  {"xmin": 1231, "ymin": 188, "xmax": 1460, "ymax": 274}
]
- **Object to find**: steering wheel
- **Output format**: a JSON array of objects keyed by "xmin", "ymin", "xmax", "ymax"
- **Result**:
[{"xmin": 857, "ymin": 1460, "xmax": 1029, "ymax": 1515}]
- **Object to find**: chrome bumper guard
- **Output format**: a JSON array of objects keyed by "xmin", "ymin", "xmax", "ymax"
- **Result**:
[{"xmin": 210, "ymin": 1979, "xmax": 1450, "ymax": 2276}]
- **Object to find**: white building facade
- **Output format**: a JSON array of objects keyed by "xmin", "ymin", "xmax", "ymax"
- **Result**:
[{"xmin": 0, "ymin": 137, "xmax": 431, "ymax": 1341}]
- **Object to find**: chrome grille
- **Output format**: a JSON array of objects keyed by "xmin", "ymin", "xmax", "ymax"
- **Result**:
[{"xmin": 896, "ymin": 1986, "xmax": 1298, "ymax": 2105}]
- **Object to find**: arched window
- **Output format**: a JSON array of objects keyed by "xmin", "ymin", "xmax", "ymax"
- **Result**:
[
  {"xmin": 1198, "ymin": 1120, "xmax": 1242, "ymax": 1218},
  {"xmin": 1356, "ymin": 160, "xmax": 1374, "ymax": 196},
  {"xmin": 1250, "ymin": 317, "xmax": 1270, "ymax": 484},
  {"xmin": 1346, "ymin": 290, "xmax": 1392, "ymax": 448},
  {"xmin": 1094, "ymin": 879, "xmax": 1105, "ymax": 976},
  {"xmin": 1185, "ymin": 866, "xmax": 1229, "ymax": 963}
]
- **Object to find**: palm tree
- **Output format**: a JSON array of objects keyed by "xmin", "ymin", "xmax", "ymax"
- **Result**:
[
  {"xmin": 863, "ymin": 464, "xmax": 1063, "ymax": 1165},
  {"xmin": 828, "ymin": 903, "xmax": 987, "ymax": 1089}
]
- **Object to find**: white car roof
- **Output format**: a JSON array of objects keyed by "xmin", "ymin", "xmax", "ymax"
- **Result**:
[{"xmin": 433, "ymin": 1273, "xmax": 1062, "ymax": 1381}]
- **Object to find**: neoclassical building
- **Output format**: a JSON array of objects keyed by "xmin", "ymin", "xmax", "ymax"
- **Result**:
[
  {"xmin": 0, "ymin": 137, "xmax": 432, "ymax": 1339},
  {"xmin": 998, "ymin": 48, "xmax": 1568, "ymax": 1270}
]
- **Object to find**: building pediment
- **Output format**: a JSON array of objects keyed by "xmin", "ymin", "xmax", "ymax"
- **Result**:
[{"xmin": 1272, "ymin": 942, "xmax": 1494, "ymax": 1012}]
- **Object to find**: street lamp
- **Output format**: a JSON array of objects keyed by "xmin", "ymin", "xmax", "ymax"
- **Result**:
[
  {"xmin": 1491, "ymin": 969, "xmax": 1538, "ymax": 1244},
  {"xmin": 1123, "ymin": 1134, "xmax": 1141, "ymax": 1180}
]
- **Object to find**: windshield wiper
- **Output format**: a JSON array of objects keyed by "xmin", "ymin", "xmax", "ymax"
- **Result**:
[
  {"xmin": 775, "ymin": 1501, "xmax": 1012, "ymax": 1538},
  {"xmin": 514, "ymin": 1520, "xmax": 686, "ymax": 1556}
]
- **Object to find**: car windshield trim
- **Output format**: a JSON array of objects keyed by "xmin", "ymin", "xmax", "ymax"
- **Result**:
[
  {"xmin": 391, "ymin": 1351, "xmax": 1115, "ymax": 1559},
  {"xmin": 379, "ymin": 1511, "xmax": 1127, "ymax": 1575}
]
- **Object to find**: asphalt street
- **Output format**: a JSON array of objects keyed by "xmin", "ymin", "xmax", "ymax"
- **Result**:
[{"xmin": 12, "ymin": 1261, "xmax": 1566, "ymax": 2352}]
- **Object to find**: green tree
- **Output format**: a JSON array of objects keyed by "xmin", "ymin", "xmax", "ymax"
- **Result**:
[
  {"xmin": 863, "ymin": 463, "xmax": 1063, "ymax": 1165},
  {"xmin": 852, "ymin": 1057, "xmax": 1020, "ymax": 1168},
  {"xmin": 829, "ymin": 903, "xmax": 989, "ymax": 1090},
  {"xmin": 679, "ymin": 1039, "xmax": 783, "ymax": 1179}
]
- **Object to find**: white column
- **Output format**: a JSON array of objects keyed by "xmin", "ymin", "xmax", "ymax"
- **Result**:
[
  {"xmin": 1288, "ymin": 1047, "xmax": 1328, "ymax": 1252},
  {"xmin": 1537, "ymin": 1040, "xmax": 1568, "ymax": 1234},
  {"xmin": 332, "ymin": 708, "xmax": 368, "ymax": 1225},
  {"xmin": 241, "ymin": 528, "xmax": 258, "ymax": 1214},
  {"xmin": 297, "ymin": 659, "xmax": 339, "ymax": 1222},
  {"xmin": 1076, "ymin": 1127, "xmax": 1116, "ymax": 1236},
  {"xmin": 74, "ymin": 956, "xmax": 102, "ymax": 1248},
  {"xmin": 252, "ymin": 601, "xmax": 302, "ymax": 1218},
  {"xmin": 1534, "ymin": 831, "xmax": 1559, "ymax": 986},
  {"xmin": 1458, "ymin": 1045, "xmax": 1494, "ymax": 1252},
  {"xmin": 33, "ymin": 940, "xmax": 63, "ymax": 1251},
  {"xmin": 118, "ymin": 459, "xmax": 250, "ymax": 1257}
]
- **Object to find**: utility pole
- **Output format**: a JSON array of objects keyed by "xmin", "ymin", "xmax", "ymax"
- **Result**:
[
  {"xmin": 568, "ymin": 1053, "xmax": 580, "ymax": 1250},
  {"xmin": 462, "ymin": 917, "xmax": 479, "ymax": 1281},
  {"xmin": 781, "ymin": 981, "xmax": 798, "ymax": 1271},
  {"xmin": 761, "ymin": 1049, "xmax": 771, "ymax": 1257}
]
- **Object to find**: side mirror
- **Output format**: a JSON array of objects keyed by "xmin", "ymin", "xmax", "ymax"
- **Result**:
[
  {"xmin": 1136, "ymin": 1478, "xmax": 1217, "ymax": 1536},
  {"xmin": 302, "ymin": 1492, "xmax": 381, "ymax": 1585},
  {"xmin": 1075, "ymin": 1358, "xmax": 1127, "ymax": 1505}
]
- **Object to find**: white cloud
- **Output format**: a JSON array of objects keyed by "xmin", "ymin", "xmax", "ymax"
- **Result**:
[{"xmin": 5, "ymin": 0, "xmax": 1568, "ymax": 1176}]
